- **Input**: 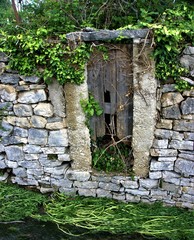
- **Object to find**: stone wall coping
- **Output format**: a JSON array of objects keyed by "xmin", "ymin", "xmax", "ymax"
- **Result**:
[{"xmin": 66, "ymin": 29, "xmax": 150, "ymax": 42}]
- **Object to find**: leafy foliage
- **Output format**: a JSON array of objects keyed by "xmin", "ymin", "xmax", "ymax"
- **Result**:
[{"xmin": 92, "ymin": 137, "xmax": 131, "ymax": 173}]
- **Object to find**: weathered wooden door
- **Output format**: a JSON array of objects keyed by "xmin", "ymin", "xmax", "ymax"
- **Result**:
[{"xmin": 87, "ymin": 44, "xmax": 133, "ymax": 141}]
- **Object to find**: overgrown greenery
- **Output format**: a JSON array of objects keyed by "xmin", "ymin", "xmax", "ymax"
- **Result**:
[
  {"xmin": 44, "ymin": 193, "xmax": 194, "ymax": 240},
  {"xmin": 0, "ymin": 182, "xmax": 47, "ymax": 222},
  {"xmin": 92, "ymin": 136, "xmax": 132, "ymax": 173},
  {"xmin": 0, "ymin": 182, "xmax": 194, "ymax": 240}
]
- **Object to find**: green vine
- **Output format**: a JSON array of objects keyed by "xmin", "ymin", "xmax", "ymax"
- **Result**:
[{"xmin": 0, "ymin": 28, "xmax": 91, "ymax": 85}]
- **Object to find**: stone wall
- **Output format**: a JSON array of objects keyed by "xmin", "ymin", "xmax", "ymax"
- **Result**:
[{"xmin": 0, "ymin": 43, "xmax": 193, "ymax": 208}]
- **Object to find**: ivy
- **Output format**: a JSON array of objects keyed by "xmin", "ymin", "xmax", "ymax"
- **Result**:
[{"xmin": 0, "ymin": 28, "xmax": 91, "ymax": 85}]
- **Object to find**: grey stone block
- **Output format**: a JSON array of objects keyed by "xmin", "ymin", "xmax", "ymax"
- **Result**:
[
  {"xmin": 120, "ymin": 179, "xmax": 139, "ymax": 189},
  {"xmin": 28, "ymin": 129, "xmax": 48, "ymax": 145},
  {"xmin": 66, "ymin": 170, "xmax": 90, "ymax": 181},
  {"xmin": 99, "ymin": 182, "xmax": 120, "ymax": 191},
  {"xmin": 48, "ymin": 129, "xmax": 68, "ymax": 147},
  {"xmin": 5, "ymin": 145, "xmax": 24, "ymax": 161},
  {"xmin": 78, "ymin": 188, "xmax": 96, "ymax": 197},
  {"xmin": 150, "ymin": 160, "xmax": 174, "ymax": 171},
  {"xmin": 96, "ymin": 188, "xmax": 112, "ymax": 198},
  {"xmin": 74, "ymin": 181, "xmax": 98, "ymax": 189},
  {"xmin": 173, "ymin": 120, "xmax": 194, "ymax": 131},
  {"xmin": 139, "ymin": 179, "xmax": 158, "ymax": 189},
  {"xmin": 175, "ymin": 159, "xmax": 194, "ymax": 176},
  {"xmin": 162, "ymin": 105, "xmax": 181, "ymax": 119}
]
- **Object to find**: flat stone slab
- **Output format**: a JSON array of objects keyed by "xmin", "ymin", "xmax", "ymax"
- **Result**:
[{"xmin": 66, "ymin": 29, "xmax": 150, "ymax": 42}]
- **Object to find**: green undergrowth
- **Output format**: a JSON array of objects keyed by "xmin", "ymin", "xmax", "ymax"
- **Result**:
[
  {"xmin": 44, "ymin": 193, "xmax": 194, "ymax": 240},
  {"xmin": 1, "ymin": 183, "xmax": 194, "ymax": 240},
  {"xmin": 0, "ymin": 182, "xmax": 47, "ymax": 222}
]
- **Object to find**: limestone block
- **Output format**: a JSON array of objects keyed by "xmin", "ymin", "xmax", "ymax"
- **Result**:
[
  {"xmin": 5, "ymin": 145, "xmax": 24, "ymax": 161},
  {"xmin": 19, "ymin": 160, "xmax": 41, "ymax": 169},
  {"xmin": 1, "ymin": 136, "xmax": 27, "ymax": 146},
  {"xmin": 51, "ymin": 178, "xmax": 73, "ymax": 188},
  {"xmin": 39, "ymin": 156, "xmax": 63, "ymax": 167},
  {"xmin": 173, "ymin": 120, "xmax": 194, "ymax": 131},
  {"xmin": 48, "ymin": 80, "xmax": 66, "ymax": 117},
  {"xmin": 12, "ymin": 176, "xmax": 38, "ymax": 186},
  {"xmin": 45, "ymin": 122, "xmax": 63, "ymax": 130},
  {"xmin": 158, "ymin": 157, "xmax": 177, "ymax": 162},
  {"xmin": 42, "ymin": 147, "xmax": 65, "ymax": 154},
  {"xmin": 183, "ymin": 46, "xmax": 194, "ymax": 55},
  {"xmin": 45, "ymin": 165, "xmax": 69, "ymax": 175},
  {"xmin": 126, "ymin": 194, "xmax": 140, "ymax": 202},
  {"xmin": 48, "ymin": 129, "xmax": 68, "ymax": 147},
  {"xmin": 5, "ymin": 160, "xmax": 18, "ymax": 168},
  {"xmin": 24, "ymin": 153, "xmax": 39, "ymax": 160},
  {"xmin": 23, "ymin": 144, "xmax": 42, "ymax": 153},
  {"xmin": 152, "ymin": 139, "xmax": 168, "ymax": 148},
  {"xmin": 0, "ymin": 84, "xmax": 16, "ymax": 101},
  {"xmin": 0, "ymin": 102, "xmax": 13, "ymax": 111},
  {"xmin": 91, "ymin": 175, "xmax": 111, "ymax": 183},
  {"xmin": 30, "ymin": 116, "xmax": 47, "ymax": 128},
  {"xmin": 161, "ymin": 92, "xmax": 184, "ymax": 107},
  {"xmin": 13, "ymin": 167, "xmax": 27, "ymax": 177},
  {"xmin": 139, "ymin": 179, "xmax": 159, "ymax": 189},
  {"xmin": 57, "ymin": 154, "xmax": 70, "ymax": 162},
  {"xmin": 13, "ymin": 127, "xmax": 28, "ymax": 138},
  {"xmin": 0, "ymin": 160, "xmax": 7, "ymax": 169},
  {"xmin": 149, "ymin": 171, "xmax": 162, "ymax": 179},
  {"xmin": 181, "ymin": 193, "xmax": 194, "ymax": 203},
  {"xmin": 27, "ymin": 168, "xmax": 44, "ymax": 176},
  {"xmin": 161, "ymin": 182, "xmax": 180, "ymax": 193},
  {"xmin": 154, "ymin": 129, "xmax": 173, "ymax": 139},
  {"xmin": 120, "ymin": 179, "xmax": 139, "ymax": 189},
  {"xmin": 156, "ymin": 119, "xmax": 173, "ymax": 129},
  {"xmin": 175, "ymin": 159, "xmax": 194, "ymax": 176},
  {"xmin": 181, "ymin": 186, "xmax": 194, "ymax": 195},
  {"xmin": 178, "ymin": 152, "xmax": 194, "ymax": 161},
  {"xmin": 162, "ymin": 105, "xmax": 181, "ymax": 119},
  {"xmin": 33, "ymin": 103, "xmax": 54, "ymax": 117},
  {"xmin": 0, "ymin": 73, "xmax": 20, "ymax": 84},
  {"xmin": 180, "ymin": 55, "xmax": 194, "ymax": 70},
  {"xmin": 59, "ymin": 187, "xmax": 77, "ymax": 195},
  {"xmin": 66, "ymin": 170, "xmax": 91, "ymax": 182},
  {"xmin": 99, "ymin": 182, "xmax": 120, "ymax": 191},
  {"xmin": 28, "ymin": 129, "xmax": 48, "ymax": 145},
  {"xmin": 20, "ymin": 75, "xmax": 40, "ymax": 83},
  {"xmin": 78, "ymin": 188, "xmax": 96, "ymax": 197},
  {"xmin": 125, "ymin": 189, "xmax": 149, "ymax": 196},
  {"xmin": 183, "ymin": 89, "xmax": 194, "ymax": 97},
  {"xmin": 112, "ymin": 192, "xmax": 126, "ymax": 201},
  {"xmin": 150, "ymin": 189, "xmax": 168, "ymax": 197},
  {"xmin": 150, "ymin": 149, "xmax": 177, "ymax": 157},
  {"xmin": 96, "ymin": 188, "xmax": 112, "ymax": 198},
  {"xmin": 18, "ymin": 90, "xmax": 47, "ymax": 103},
  {"xmin": 150, "ymin": 160, "xmax": 174, "ymax": 171},
  {"xmin": 74, "ymin": 181, "xmax": 98, "ymax": 189},
  {"xmin": 172, "ymin": 131, "xmax": 184, "ymax": 141},
  {"xmin": 14, "ymin": 104, "xmax": 33, "ymax": 116},
  {"xmin": 0, "ymin": 121, "xmax": 13, "ymax": 137},
  {"xmin": 169, "ymin": 140, "xmax": 193, "ymax": 150},
  {"xmin": 161, "ymin": 84, "xmax": 176, "ymax": 93},
  {"xmin": 0, "ymin": 143, "xmax": 5, "ymax": 153},
  {"xmin": 181, "ymin": 97, "xmax": 194, "ymax": 115},
  {"xmin": 6, "ymin": 116, "xmax": 31, "ymax": 128}
]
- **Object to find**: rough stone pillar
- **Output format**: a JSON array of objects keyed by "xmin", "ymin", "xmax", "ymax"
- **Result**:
[
  {"xmin": 132, "ymin": 39, "xmax": 157, "ymax": 177},
  {"xmin": 64, "ymin": 69, "xmax": 92, "ymax": 171}
]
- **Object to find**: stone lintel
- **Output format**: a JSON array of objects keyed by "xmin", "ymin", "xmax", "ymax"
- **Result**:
[{"xmin": 66, "ymin": 29, "xmax": 150, "ymax": 42}]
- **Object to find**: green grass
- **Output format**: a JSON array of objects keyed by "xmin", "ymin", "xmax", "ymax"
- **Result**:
[
  {"xmin": 0, "ymin": 182, "xmax": 47, "ymax": 222},
  {"xmin": 45, "ymin": 193, "xmax": 194, "ymax": 240},
  {"xmin": 0, "ymin": 183, "xmax": 194, "ymax": 240}
]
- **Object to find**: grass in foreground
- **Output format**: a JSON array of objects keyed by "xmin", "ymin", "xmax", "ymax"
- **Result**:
[{"xmin": 0, "ymin": 182, "xmax": 194, "ymax": 240}]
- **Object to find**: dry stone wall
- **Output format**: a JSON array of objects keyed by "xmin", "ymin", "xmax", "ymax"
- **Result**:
[{"xmin": 0, "ymin": 45, "xmax": 194, "ymax": 208}]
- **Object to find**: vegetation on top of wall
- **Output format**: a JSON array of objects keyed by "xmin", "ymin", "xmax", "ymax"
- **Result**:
[{"xmin": 0, "ymin": 1, "xmax": 193, "ymax": 90}]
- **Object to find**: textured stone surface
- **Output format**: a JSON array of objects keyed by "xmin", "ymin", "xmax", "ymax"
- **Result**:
[
  {"xmin": 14, "ymin": 104, "xmax": 33, "ymax": 116},
  {"xmin": 181, "ymin": 98, "xmax": 194, "ymax": 115},
  {"xmin": 161, "ymin": 92, "xmax": 184, "ymax": 107},
  {"xmin": 33, "ymin": 103, "xmax": 54, "ymax": 117},
  {"xmin": 18, "ymin": 90, "xmax": 47, "ymax": 103},
  {"xmin": 173, "ymin": 120, "xmax": 194, "ymax": 131},
  {"xmin": 0, "ymin": 84, "xmax": 16, "ymax": 101},
  {"xmin": 175, "ymin": 159, "xmax": 194, "ymax": 176},
  {"xmin": 28, "ymin": 129, "xmax": 48, "ymax": 145},
  {"xmin": 48, "ymin": 129, "xmax": 68, "ymax": 146},
  {"xmin": 162, "ymin": 105, "xmax": 181, "ymax": 119}
]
